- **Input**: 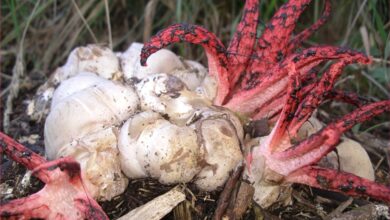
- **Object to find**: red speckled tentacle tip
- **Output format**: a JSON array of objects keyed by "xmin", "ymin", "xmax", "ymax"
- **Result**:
[
  {"xmin": 286, "ymin": 0, "xmax": 331, "ymax": 53},
  {"xmin": 0, "ymin": 132, "xmax": 109, "ymax": 220},
  {"xmin": 140, "ymin": 23, "xmax": 230, "ymax": 105},
  {"xmin": 251, "ymin": 0, "xmax": 312, "ymax": 73},
  {"xmin": 227, "ymin": 0, "xmax": 259, "ymax": 87}
]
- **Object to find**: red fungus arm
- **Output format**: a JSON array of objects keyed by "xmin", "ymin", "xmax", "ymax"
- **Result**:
[
  {"xmin": 227, "ymin": 0, "xmax": 259, "ymax": 87},
  {"xmin": 240, "ymin": 0, "xmax": 331, "ymax": 97},
  {"xmin": 0, "ymin": 132, "xmax": 108, "ymax": 220},
  {"xmin": 252, "ymin": 100, "xmax": 389, "ymax": 176},
  {"xmin": 250, "ymin": 0, "xmax": 331, "ymax": 70},
  {"xmin": 286, "ymin": 0, "xmax": 331, "ymax": 53},
  {"xmin": 325, "ymin": 90, "xmax": 370, "ymax": 107},
  {"xmin": 286, "ymin": 166, "xmax": 390, "ymax": 203},
  {"xmin": 289, "ymin": 54, "xmax": 370, "ymax": 133},
  {"xmin": 263, "ymin": 89, "xmax": 371, "ymax": 124},
  {"xmin": 226, "ymin": 46, "xmax": 369, "ymax": 116},
  {"xmin": 140, "ymin": 23, "xmax": 230, "ymax": 105},
  {"xmin": 252, "ymin": 0, "xmax": 311, "ymax": 71},
  {"xmin": 0, "ymin": 133, "xmax": 50, "ymax": 183},
  {"xmin": 274, "ymin": 100, "xmax": 390, "ymax": 161}
]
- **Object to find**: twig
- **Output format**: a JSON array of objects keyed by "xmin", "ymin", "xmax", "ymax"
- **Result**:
[
  {"xmin": 352, "ymin": 132, "xmax": 389, "ymax": 158},
  {"xmin": 118, "ymin": 186, "xmax": 185, "ymax": 220},
  {"xmin": 103, "ymin": 0, "xmax": 112, "ymax": 49},
  {"xmin": 70, "ymin": 0, "xmax": 98, "ymax": 43},
  {"xmin": 0, "ymin": 86, "xmax": 11, "ymax": 98},
  {"xmin": 325, "ymin": 197, "xmax": 353, "ymax": 220},
  {"xmin": 387, "ymin": 144, "xmax": 390, "ymax": 172},
  {"xmin": 1, "ymin": 72, "xmax": 12, "ymax": 80},
  {"xmin": 374, "ymin": 156, "xmax": 384, "ymax": 171},
  {"xmin": 3, "ymin": 0, "xmax": 41, "ymax": 133},
  {"xmin": 385, "ymin": 21, "xmax": 390, "ymax": 29},
  {"xmin": 360, "ymin": 70, "xmax": 390, "ymax": 98},
  {"xmin": 213, "ymin": 162, "xmax": 244, "ymax": 220},
  {"xmin": 226, "ymin": 182, "xmax": 254, "ymax": 220},
  {"xmin": 372, "ymin": 57, "xmax": 390, "ymax": 65}
]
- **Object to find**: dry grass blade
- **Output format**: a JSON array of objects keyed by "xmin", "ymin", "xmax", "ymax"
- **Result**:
[
  {"xmin": 342, "ymin": 0, "xmax": 368, "ymax": 46},
  {"xmin": 63, "ymin": 1, "xmax": 104, "ymax": 55},
  {"xmin": 44, "ymin": 0, "xmax": 104, "ymax": 68},
  {"xmin": 70, "ymin": 0, "xmax": 98, "ymax": 44},
  {"xmin": 3, "ymin": 0, "xmax": 41, "ymax": 133},
  {"xmin": 359, "ymin": 26, "xmax": 370, "ymax": 56},
  {"xmin": 104, "ymin": 0, "xmax": 113, "ymax": 49},
  {"xmin": 143, "ymin": 0, "xmax": 159, "ymax": 42},
  {"xmin": 0, "ymin": 86, "xmax": 11, "ymax": 97}
]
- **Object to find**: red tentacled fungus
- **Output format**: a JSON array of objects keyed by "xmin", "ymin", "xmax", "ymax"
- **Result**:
[{"xmin": 141, "ymin": 0, "xmax": 390, "ymax": 204}]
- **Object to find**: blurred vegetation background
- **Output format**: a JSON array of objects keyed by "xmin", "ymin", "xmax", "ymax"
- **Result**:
[{"xmin": 1, "ymin": 0, "xmax": 389, "ymax": 131}]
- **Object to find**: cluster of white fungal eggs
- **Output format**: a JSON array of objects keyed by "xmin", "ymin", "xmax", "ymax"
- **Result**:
[
  {"xmin": 42, "ymin": 43, "xmax": 243, "ymax": 200},
  {"xmin": 39, "ymin": 43, "xmax": 374, "ymax": 207}
]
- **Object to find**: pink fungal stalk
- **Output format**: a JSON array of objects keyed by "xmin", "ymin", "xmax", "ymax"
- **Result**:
[
  {"xmin": 141, "ymin": 0, "xmax": 390, "ymax": 203},
  {"xmin": 0, "ymin": 132, "xmax": 108, "ymax": 219}
]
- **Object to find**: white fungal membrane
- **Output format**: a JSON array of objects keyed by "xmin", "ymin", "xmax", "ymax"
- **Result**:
[
  {"xmin": 118, "ymin": 107, "xmax": 244, "ymax": 191},
  {"xmin": 119, "ymin": 112, "xmax": 201, "ymax": 184},
  {"xmin": 56, "ymin": 44, "xmax": 122, "ymax": 81},
  {"xmin": 135, "ymin": 73, "xmax": 211, "ymax": 124},
  {"xmin": 28, "ymin": 45, "xmax": 122, "ymax": 121},
  {"xmin": 121, "ymin": 42, "xmax": 184, "ymax": 81},
  {"xmin": 118, "ymin": 111, "xmax": 162, "ymax": 179},
  {"xmin": 43, "ymin": 43, "xmax": 242, "ymax": 201},
  {"xmin": 193, "ymin": 116, "xmax": 243, "ymax": 190},
  {"xmin": 45, "ymin": 76, "xmax": 139, "ymax": 158},
  {"xmin": 45, "ymin": 73, "xmax": 139, "ymax": 201},
  {"xmin": 119, "ymin": 72, "xmax": 243, "ymax": 191},
  {"xmin": 173, "ymin": 60, "xmax": 207, "ymax": 90},
  {"xmin": 120, "ymin": 42, "xmax": 217, "ymax": 100},
  {"xmin": 50, "ymin": 72, "xmax": 104, "ymax": 108}
]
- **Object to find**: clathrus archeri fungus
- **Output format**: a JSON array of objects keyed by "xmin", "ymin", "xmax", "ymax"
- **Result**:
[
  {"xmin": 0, "ymin": 132, "xmax": 108, "ymax": 219},
  {"xmin": 1, "ymin": 0, "xmax": 389, "ymax": 218},
  {"xmin": 141, "ymin": 0, "xmax": 390, "ymax": 203}
]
